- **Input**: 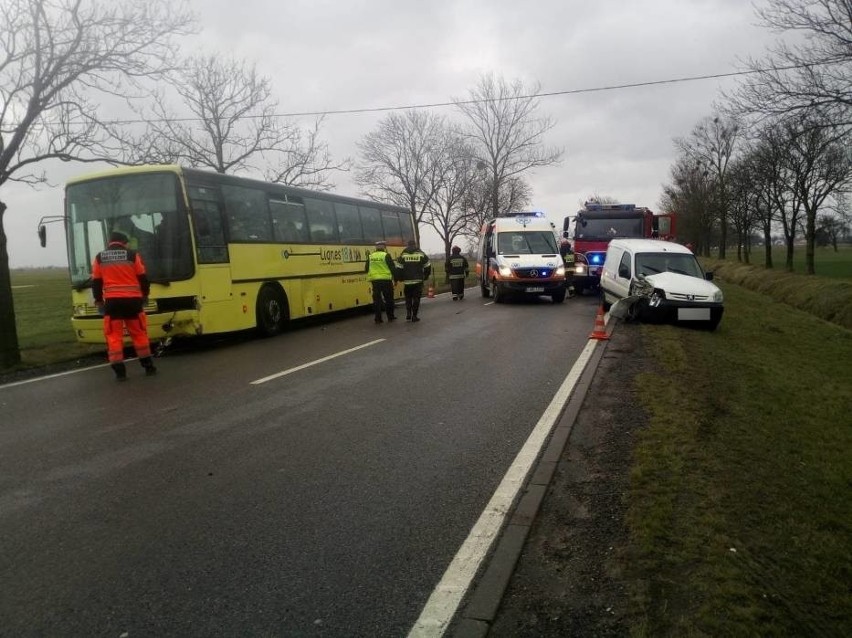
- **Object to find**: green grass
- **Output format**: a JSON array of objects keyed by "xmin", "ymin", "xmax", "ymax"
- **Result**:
[
  {"xmin": 718, "ymin": 244, "xmax": 852, "ymax": 279},
  {"xmin": 10, "ymin": 268, "xmax": 104, "ymax": 368},
  {"xmin": 627, "ymin": 283, "xmax": 852, "ymax": 636}
]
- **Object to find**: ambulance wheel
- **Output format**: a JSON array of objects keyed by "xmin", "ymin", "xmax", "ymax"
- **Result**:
[
  {"xmin": 256, "ymin": 284, "xmax": 288, "ymax": 337},
  {"xmin": 481, "ymin": 282, "xmax": 491, "ymax": 298},
  {"xmin": 551, "ymin": 289, "xmax": 566, "ymax": 303},
  {"xmin": 491, "ymin": 280, "xmax": 505, "ymax": 303}
]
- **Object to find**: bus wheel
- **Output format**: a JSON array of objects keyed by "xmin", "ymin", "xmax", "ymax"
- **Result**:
[{"xmin": 256, "ymin": 284, "xmax": 288, "ymax": 337}]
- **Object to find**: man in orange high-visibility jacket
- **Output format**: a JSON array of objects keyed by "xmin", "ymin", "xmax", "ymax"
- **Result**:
[{"xmin": 92, "ymin": 231, "xmax": 157, "ymax": 381}]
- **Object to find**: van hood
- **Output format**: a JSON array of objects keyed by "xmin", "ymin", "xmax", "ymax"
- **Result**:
[{"xmin": 643, "ymin": 272, "xmax": 721, "ymax": 297}]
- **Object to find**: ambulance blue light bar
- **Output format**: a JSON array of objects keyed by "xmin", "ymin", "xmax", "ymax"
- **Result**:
[{"xmin": 503, "ymin": 210, "xmax": 545, "ymax": 218}]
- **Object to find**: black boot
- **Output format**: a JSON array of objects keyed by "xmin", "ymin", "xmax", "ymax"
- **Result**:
[
  {"xmin": 111, "ymin": 362, "xmax": 127, "ymax": 382},
  {"xmin": 140, "ymin": 357, "xmax": 157, "ymax": 376}
]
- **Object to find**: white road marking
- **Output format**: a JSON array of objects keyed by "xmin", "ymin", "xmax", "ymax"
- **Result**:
[
  {"xmin": 11, "ymin": 285, "xmax": 35, "ymax": 289},
  {"xmin": 250, "ymin": 339, "xmax": 386, "ymax": 385},
  {"xmin": 407, "ymin": 338, "xmax": 600, "ymax": 637},
  {"xmin": 0, "ymin": 362, "xmax": 113, "ymax": 390}
]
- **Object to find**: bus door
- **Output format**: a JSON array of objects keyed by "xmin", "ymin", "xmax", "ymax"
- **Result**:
[{"xmin": 187, "ymin": 184, "xmax": 232, "ymax": 306}]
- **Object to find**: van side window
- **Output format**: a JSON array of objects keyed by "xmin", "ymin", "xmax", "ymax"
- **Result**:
[{"xmin": 618, "ymin": 252, "xmax": 631, "ymax": 279}]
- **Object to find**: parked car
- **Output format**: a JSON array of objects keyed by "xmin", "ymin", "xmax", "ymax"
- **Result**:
[{"xmin": 599, "ymin": 239, "xmax": 724, "ymax": 330}]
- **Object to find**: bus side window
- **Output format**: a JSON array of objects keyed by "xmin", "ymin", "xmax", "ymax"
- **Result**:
[
  {"xmin": 359, "ymin": 206, "xmax": 383, "ymax": 243},
  {"xmin": 270, "ymin": 197, "xmax": 308, "ymax": 242},
  {"xmin": 305, "ymin": 197, "xmax": 339, "ymax": 243}
]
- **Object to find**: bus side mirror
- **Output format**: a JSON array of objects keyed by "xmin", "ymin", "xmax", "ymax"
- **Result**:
[{"xmin": 38, "ymin": 225, "xmax": 47, "ymax": 247}]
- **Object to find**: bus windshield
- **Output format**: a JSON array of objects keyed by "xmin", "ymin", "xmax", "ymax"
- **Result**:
[
  {"xmin": 574, "ymin": 217, "xmax": 644, "ymax": 241},
  {"xmin": 497, "ymin": 231, "xmax": 558, "ymax": 255},
  {"xmin": 66, "ymin": 172, "xmax": 193, "ymax": 286}
]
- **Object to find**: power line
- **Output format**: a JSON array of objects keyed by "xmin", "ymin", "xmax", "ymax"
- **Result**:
[{"xmin": 107, "ymin": 62, "xmax": 835, "ymax": 125}]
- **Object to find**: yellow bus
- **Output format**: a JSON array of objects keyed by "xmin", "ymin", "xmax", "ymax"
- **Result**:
[{"xmin": 47, "ymin": 165, "xmax": 414, "ymax": 344}]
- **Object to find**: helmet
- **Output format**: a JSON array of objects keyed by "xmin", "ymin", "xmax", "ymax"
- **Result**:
[{"xmin": 451, "ymin": 246, "xmax": 461, "ymax": 254}]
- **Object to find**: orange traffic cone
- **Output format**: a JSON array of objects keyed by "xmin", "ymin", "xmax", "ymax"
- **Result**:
[
  {"xmin": 427, "ymin": 285, "xmax": 435, "ymax": 299},
  {"xmin": 589, "ymin": 304, "xmax": 610, "ymax": 340}
]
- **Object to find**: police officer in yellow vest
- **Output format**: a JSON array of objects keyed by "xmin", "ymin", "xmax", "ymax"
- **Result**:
[{"xmin": 365, "ymin": 240, "xmax": 397, "ymax": 323}]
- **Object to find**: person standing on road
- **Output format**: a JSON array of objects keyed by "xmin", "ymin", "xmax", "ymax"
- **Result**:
[
  {"xmin": 92, "ymin": 231, "xmax": 157, "ymax": 381},
  {"xmin": 446, "ymin": 246, "xmax": 469, "ymax": 300},
  {"xmin": 560, "ymin": 238, "xmax": 576, "ymax": 298},
  {"xmin": 396, "ymin": 239, "xmax": 431, "ymax": 322},
  {"xmin": 365, "ymin": 240, "xmax": 397, "ymax": 323}
]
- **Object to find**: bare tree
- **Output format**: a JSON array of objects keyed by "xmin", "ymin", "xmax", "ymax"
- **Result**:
[
  {"xmin": 662, "ymin": 155, "xmax": 718, "ymax": 256},
  {"xmin": 784, "ymin": 115, "xmax": 852, "ymax": 273},
  {"xmin": 730, "ymin": 0, "xmax": 852, "ymax": 132},
  {"xmin": 126, "ymin": 54, "xmax": 347, "ymax": 189},
  {"xmin": 421, "ymin": 129, "xmax": 479, "ymax": 273},
  {"xmin": 583, "ymin": 194, "xmax": 621, "ymax": 205},
  {"xmin": 0, "ymin": 0, "xmax": 195, "ymax": 369},
  {"xmin": 675, "ymin": 114, "xmax": 741, "ymax": 258},
  {"xmin": 355, "ymin": 110, "xmax": 447, "ymax": 243},
  {"xmin": 460, "ymin": 174, "xmax": 533, "ymax": 242},
  {"xmin": 455, "ymin": 74, "xmax": 562, "ymax": 219}
]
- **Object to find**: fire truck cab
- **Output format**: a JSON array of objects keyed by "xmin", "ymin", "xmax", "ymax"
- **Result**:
[
  {"xmin": 476, "ymin": 211, "xmax": 567, "ymax": 304},
  {"xmin": 563, "ymin": 203, "xmax": 676, "ymax": 295}
]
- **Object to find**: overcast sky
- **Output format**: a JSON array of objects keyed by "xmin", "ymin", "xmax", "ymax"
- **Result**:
[{"xmin": 6, "ymin": 0, "xmax": 783, "ymax": 267}]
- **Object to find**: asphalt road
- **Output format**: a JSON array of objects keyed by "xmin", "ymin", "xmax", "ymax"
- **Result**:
[{"xmin": 0, "ymin": 290, "xmax": 603, "ymax": 637}]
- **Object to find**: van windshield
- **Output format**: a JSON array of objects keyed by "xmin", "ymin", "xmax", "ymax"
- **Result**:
[
  {"xmin": 636, "ymin": 252, "xmax": 704, "ymax": 278},
  {"xmin": 497, "ymin": 231, "xmax": 557, "ymax": 255}
]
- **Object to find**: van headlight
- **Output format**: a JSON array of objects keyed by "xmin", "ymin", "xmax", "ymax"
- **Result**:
[
  {"xmin": 713, "ymin": 289, "xmax": 724, "ymax": 303},
  {"xmin": 498, "ymin": 265, "xmax": 513, "ymax": 277},
  {"xmin": 574, "ymin": 264, "xmax": 587, "ymax": 275},
  {"xmin": 649, "ymin": 289, "xmax": 666, "ymax": 308},
  {"xmin": 556, "ymin": 265, "xmax": 565, "ymax": 276}
]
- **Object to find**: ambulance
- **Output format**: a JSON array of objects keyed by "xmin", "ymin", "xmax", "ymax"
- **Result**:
[{"xmin": 476, "ymin": 211, "xmax": 567, "ymax": 303}]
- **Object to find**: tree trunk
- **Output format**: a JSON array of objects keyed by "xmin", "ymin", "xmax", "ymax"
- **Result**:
[
  {"xmin": 0, "ymin": 201, "xmax": 23, "ymax": 369},
  {"xmin": 805, "ymin": 207, "xmax": 816, "ymax": 275},
  {"xmin": 763, "ymin": 223, "xmax": 773, "ymax": 268}
]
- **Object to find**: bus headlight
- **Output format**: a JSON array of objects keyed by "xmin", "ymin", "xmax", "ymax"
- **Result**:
[{"xmin": 498, "ymin": 265, "xmax": 512, "ymax": 277}]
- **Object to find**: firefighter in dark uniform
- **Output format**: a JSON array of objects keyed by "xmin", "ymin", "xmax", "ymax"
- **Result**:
[
  {"xmin": 396, "ymin": 239, "xmax": 431, "ymax": 322},
  {"xmin": 446, "ymin": 245, "xmax": 469, "ymax": 300},
  {"xmin": 364, "ymin": 240, "xmax": 397, "ymax": 323},
  {"xmin": 560, "ymin": 238, "xmax": 576, "ymax": 298},
  {"xmin": 92, "ymin": 231, "xmax": 157, "ymax": 381}
]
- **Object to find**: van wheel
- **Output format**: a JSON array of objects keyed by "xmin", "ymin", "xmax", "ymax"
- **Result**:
[
  {"xmin": 600, "ymin": 290, "xmax": 612, "ymax": 311},
  {"xmin": 256, "ymin": 284, "xmax": 288, "ymax": 337},
  {"xmin": 481, "ymin": 282, "xmax": 491, "ymax": 298},
  {"xmin": 491, "ymin": 280, "xmax": 505, "ymax": 303}
]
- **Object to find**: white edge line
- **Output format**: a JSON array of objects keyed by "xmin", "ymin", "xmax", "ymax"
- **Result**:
[
  {"xmin": 407, "ymin": 338, "xmax": 600, "ymax": 636},
  {"xmin": 0, "ymin": 361, "xmax": 113, "ymax": 390},
  {"xmin": 250, "ymin": 338, "xmax": 386, "ymax": 385}
]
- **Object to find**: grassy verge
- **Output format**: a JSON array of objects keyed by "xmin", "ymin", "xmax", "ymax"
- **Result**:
[
  {"xmin": 627, "ymin": 283, "xmax": 852, "ymax": 636},
  {"xmin": 11, "ymin": 269, "xmax": 104, "ymax": 370}
]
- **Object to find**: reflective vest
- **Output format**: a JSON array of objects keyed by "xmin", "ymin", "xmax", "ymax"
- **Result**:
[
  {"xmin": 366, "ymin": 250, "xmax": 394, "ymax": 281},
  {"xmin": 446, "ymin": 255, "xmax": 469, "ymax": 279},
  {"xmin": 92, "ymin": 242, "xmax": 148, "ymax": 300},
  {"xmin": 397, "ymin": 249, "xmax": 431, "ymax": 285}
]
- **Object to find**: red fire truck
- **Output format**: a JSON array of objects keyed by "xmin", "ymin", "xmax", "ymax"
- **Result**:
[{"xmin": 562, "ymin": 203, "xmax": 676, "ymax": 295}]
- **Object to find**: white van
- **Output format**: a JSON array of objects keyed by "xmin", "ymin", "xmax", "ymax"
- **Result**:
[
  {"xmin": 600, "ymin": 239, "xmax": 724, "ymax": 329},
  {"xmin": 476, "ymin": 212, "xmax": 567, "ymax": 303}
]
